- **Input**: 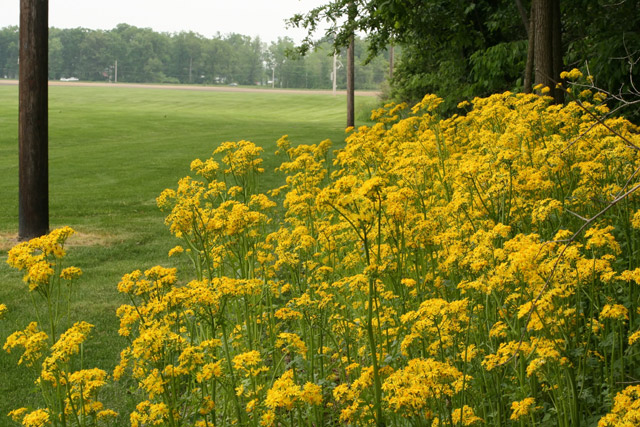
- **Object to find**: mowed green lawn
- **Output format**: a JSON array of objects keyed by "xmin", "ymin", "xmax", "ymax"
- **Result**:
[{"xmin": 0, "ymin": 83, "xmax": 377, "ymax": 422}]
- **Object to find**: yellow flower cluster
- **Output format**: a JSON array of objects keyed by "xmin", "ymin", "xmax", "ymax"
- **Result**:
[
  {"xmin": 64, "ymin": 368, "xmax": 118, "ymax": 422},
  {"xmin": 4, "ymin": 322, "xmax": 49, "ymax": 367},
  {"xmin": 264, "ymin": 369, "xmax": 322, "ymax": 413},
  {"xmin": 381, "ymin": 358, "xmax": 466, "ymax": 417},
  {"xmin": 598, "ymin": 385, "xmax": 640, "ymax": 426},
  {"xmin": 43, "ymin": 321, "xmax": 93, "ymax": 372},
  {"xmin": 510, "ymin": 397, "xmax": 537, "ymax": 421},
  {"xmin": 6, "ymin": 226, "xmax": 79, "ymax": 293},
  {"xmin": 9, "ymin": 408, "xmax": 50, "ymax": 427}
]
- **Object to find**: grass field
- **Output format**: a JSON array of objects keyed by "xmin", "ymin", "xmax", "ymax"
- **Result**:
[{"xmin": 0, "ymin": 84, "xmax": 377, "ymax": 423}]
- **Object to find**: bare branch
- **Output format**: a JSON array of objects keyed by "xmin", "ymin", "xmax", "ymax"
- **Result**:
[{"xmin": 565, "ymin": 209, "xmax": 589, "ymax": 222}]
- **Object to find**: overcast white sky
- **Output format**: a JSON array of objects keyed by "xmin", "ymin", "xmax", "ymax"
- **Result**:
[{"xmin": 0, "ymin": 0, "xmax": 329, "ymax": 43}]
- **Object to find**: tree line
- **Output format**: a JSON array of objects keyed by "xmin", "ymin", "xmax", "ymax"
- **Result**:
[
  {"xmin": 0, "ymin": 23, "xmax": 390, "ymax": 90},
  {"xmin": 2, "ymin": 1, "xmax": 637, "ymax": 114}
]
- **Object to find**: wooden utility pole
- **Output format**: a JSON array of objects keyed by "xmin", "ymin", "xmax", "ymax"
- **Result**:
[
  {"xmin": 19, "ymin": 0, "xmax": 49, "ymax": 240},
  {"xmin": 346, "ymin": 39, "xmax": 354, "ymax": 127},
  {"xmin": 346, "ymin": 1, "xmax": 356, "ymax": 128}
]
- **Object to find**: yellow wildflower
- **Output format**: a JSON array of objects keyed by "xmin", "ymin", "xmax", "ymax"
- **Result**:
[
  {"xmin": 276, "ymin": 332, "xmax": 308, "ymax": 359},
  {"xmin": 21, "ymin": 409, "xmax": 50, "ymax": 427},
  {"xmin": 510, "ymin": 397, "xmax": 536, "ymax": 420},
  {"xmin": 167, "ymin": 245, "xmax": 184, "ymax": 257},
  {"xmin": 629, "ymin": 330, "xmax": 640, "ymax": 346},
  {"xmin": 452, "ymin": 405, "xmax": 483, "ymax": 425},
  {"xmin": 4, "ymin": 322, "xmax": 49, "ymax": 367},
  {"xmin": 382, "ymin": 358, "xmax": 465, "ymax": 416},
  {"xmin": 8, "ymin": 407, "xmax": 28, "ymax": 422},
  {"xmin": 600, "ymin": 304, "xmax": 629, "ymax": 321},
  {"xmin": 59, "ymin": 266, "xmax": 82, "ymax": 280},
  {"xmin": 598, "ymin": 385, "xmax": 640, "ymax": 426},
  {"xmin": 261, "ymin": 410, "xmax": 276, "ymax": 426},
  {"xmin": 265, "ymin": 370, "xmax": 302, "ymax": 410},
  {"xmin": 301, "ymin": 382, "xmax": 323, "ymax": 405}
]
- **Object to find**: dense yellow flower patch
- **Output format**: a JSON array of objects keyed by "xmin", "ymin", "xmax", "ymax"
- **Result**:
[{"xmin": 5, "ymin": 86, "xmax": 640, "ymax": 426}]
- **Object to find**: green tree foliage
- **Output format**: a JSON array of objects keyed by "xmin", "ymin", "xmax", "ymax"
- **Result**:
[
  {"xmin": 290, "ymin": 0, "xmax": 640, "ymax": 114},
  {"xmin": 0, "ymin": 26, "xmax": 19, "ymax": 78},
  {"xmin": 291, "ymin": 0, "xmax": 531, "ymax": 110},
  {"xmin": 563, "ymin": 0, "xmax": 640, "ymax": 94}
]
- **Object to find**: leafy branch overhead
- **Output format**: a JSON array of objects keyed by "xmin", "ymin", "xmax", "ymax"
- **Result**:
[{"xmin": 289, "ymin": 0, "xmax": 639, "ymax": 117}]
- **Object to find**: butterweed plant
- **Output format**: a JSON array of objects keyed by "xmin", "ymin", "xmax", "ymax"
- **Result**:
[
  {"xmin": 4, "ymin": 227, "xmax": 118, "ymax": 426},
  {"xmin": 5, "ymin": 76, "xmax": 640, "ymax": 426}
]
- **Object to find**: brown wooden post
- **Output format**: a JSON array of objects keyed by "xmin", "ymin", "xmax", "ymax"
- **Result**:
[
  {"xmin": 19, "ymin": 0, "xmax": 49, "ymax": 240},
  {"xmin": 346, "ymin": 1, "xmax": 356, "ymax": 128},
  {"xmin": 346, "ymin": 36, "xmax": 355, "ymax": 128}
]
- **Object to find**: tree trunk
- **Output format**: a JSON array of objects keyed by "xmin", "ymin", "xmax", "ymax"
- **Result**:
[
  {"xmin": 533, "ymin": 0, "xmax": 554, "ymax": 91},
  {"xmin": 552, "ymin": 0, "xmax": 564, "ymax": 103},
  {"xmin": 19, "ymin": 0, "xmax": 49, "ymax": 240},
  {"xmin": 532, "ymin": 0, "xmax": 563, "ymax": 102}
]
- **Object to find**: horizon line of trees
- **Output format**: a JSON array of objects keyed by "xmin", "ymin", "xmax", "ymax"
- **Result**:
[
  {"xmin": 2, "ymin": 1, "xmax": 637, "ymax": 119},
  {"xmin": 0, "ymin": 23, "xmax": 391, "ymax": 90}
]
